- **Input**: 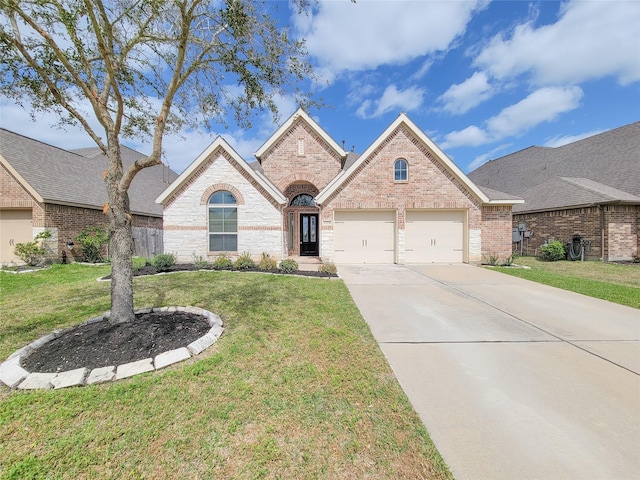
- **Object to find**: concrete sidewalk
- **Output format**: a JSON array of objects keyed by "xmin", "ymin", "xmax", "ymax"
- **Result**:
[{"xmin": 339, "ymin": 264, "xmax": 640, "ymax": 480}]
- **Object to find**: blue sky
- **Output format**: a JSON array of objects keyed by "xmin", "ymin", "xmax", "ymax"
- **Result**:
[{"xmin": 1, "ymin": 0, "xmax": 639, "ymax": 174}]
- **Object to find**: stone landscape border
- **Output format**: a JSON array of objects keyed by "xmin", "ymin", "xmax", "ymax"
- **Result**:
[{"xmin": 0, "ymin": 306, "xmax": 223, "ymax": 390}]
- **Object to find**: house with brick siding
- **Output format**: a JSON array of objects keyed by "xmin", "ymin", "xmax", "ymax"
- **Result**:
[
  {"xmin": 468, "ymin": 122, "xmax": 640, "ymax": 261},
  {"xmin": 157, "ymin": 109, "xmax": 522, "ymax": 265},
  {"xmin": 0, "ymin": 128, "xmax": 178, "ymax": 264}
]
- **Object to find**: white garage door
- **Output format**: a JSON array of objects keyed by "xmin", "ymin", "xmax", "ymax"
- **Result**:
[
  {"xmin": 405, "ymin": 210, "xmax": 464, "ymax": 263},
  {"xmin": 334, "ymin": 211, "xmax": 395, "ymax": 264},
  {"xmin": 0, "ymin": 209, "xmax": 33, "ymax": 264}
]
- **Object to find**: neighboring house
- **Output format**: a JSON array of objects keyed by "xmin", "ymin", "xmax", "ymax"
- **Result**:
[
  {"xmin": 157, "ymin": 109, "xmax": 521, "ymax": 265},
  {"xmin": 468, "ymin": 122, "xmax": 640, "ymax": 261},
  {"xmin": 0, "ymin": 128, "xmax": 178, "ymax": 264}
]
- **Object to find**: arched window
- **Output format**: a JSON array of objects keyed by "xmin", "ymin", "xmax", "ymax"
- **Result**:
[
  {"xmin": 208, "ymin": 190, "xmax": 237, "ymax": 252},
  {"xmin": 290, "ymin": 194, "xmax": 315, "ymax": 206},
  {"xmin": 394, "ymin": 159, "xmax": 408, "ymax": 181}
]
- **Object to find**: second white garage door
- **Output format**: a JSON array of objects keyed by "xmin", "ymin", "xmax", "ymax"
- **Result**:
[
  {"xmin": 405, "ymin": 210, "xmax": 464, "ymax": 263},
  {"xmin": 334, "ymin": 210, "xmax": 395, "ymax": 264}
]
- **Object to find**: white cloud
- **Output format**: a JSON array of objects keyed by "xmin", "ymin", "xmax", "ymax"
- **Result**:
[
  {"xmin": 438, "ymin": 71, "xmax": 494, "ymax": 114},
  {"xmin": 486, "ymin": 86, "xmax": 583, "ymax": 138},
  {"xmin": 356, "ymin": 84, "xmax": 425, "ymax": 119},
  {"xmin": 441, "ymin": 86, "xmax": 583, "ymax": 149},
  {"xmin": 544, "ymin": 129, "xmax": 605, "ymax": 148},
  {"xmin": 296, "ymin": 0, "xmax": 486, "ymax": 81},
  {"xmin": 474, "ymin": 0, "xmax": 640, "ymax": 85},
  {"xmin": 441, "ymin": 125, "xmax": 490, "ymax": 149}
]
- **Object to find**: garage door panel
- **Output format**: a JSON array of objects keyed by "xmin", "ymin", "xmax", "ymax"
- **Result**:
[
  {"xmin": 405, "ymin": 211, "xmax": 464, "ymax": 263},
  {"xmin": 0, "ymin": 209, "xmax": 33, "ymax": 264},
  {"xmin": 334, "ymin": 211, "xmax": 395, "ymax": 264}
]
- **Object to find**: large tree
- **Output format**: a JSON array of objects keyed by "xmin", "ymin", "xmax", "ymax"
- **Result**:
[{"xmin": 0, "ymin": 0, "xmax": 314, "ymax": 323}]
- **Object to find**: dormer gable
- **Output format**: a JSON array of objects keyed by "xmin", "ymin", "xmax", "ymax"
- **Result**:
[{"xmin": 253, "ymin": 109, "xmax": 348, "ymax": 192}]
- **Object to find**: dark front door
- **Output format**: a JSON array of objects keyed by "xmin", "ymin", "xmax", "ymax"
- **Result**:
[{"xmin": 300, "ymin": 213, "xmax": 319, "ymax": 256}]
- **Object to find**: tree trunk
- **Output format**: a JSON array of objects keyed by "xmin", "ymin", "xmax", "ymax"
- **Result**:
[
  {"xmin": 105, "ymin": 141, "xmax": 136, "ymax": 325},
  {"xmin": 108, "ymin": 202, "xmax": 135, "ymax": 324}
]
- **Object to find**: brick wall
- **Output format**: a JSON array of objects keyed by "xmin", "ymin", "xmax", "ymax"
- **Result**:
[
  {"xmin": 320, "ymin": 125, "xmax": 500, "ymax": 263},
  {"xmin": 259, "ymin": 119, "xmax": 343, "ymax": 192},
  {"xmin": 513, "ymin": 205, "xmax": 639, "ymax": 261}
]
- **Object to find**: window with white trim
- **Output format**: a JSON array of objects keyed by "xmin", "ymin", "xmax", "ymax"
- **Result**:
[
  {"xmin": 208, "ymin": 190, "xmax": 237, "ymax": 252},
  {"xmin": 394, "ymin": 158, "xmax": 408, "ymax": 181}
]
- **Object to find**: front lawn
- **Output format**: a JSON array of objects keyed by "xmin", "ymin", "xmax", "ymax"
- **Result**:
[
  {"xmin": 0, "ymin": 264, "xmax": 452, "ymax": 479},
  {"xmin": 494, "ymin": 257, "xmax": 640, "ymax": 309}
]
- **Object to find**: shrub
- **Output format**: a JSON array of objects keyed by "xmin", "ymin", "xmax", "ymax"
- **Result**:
[
  {"xmin": 500, "ymin": 255, "xmax": 514, "ymax": 267},
  {"xmin": 132, "ymin": 256, "xmax": 148, "ymax": 270},
  {"xmin": 212, "ymin": 253, "xmax": 233, "ymax": 270},
  {"xmin": 192, "ymin": 253, "xmax": 210, "ymax": 269},
  {"xmin": 75, "ymin": 225, "xmax": 109, "ymax": 263},
  {"xmin": 258, "ymin": 252, "xmax": 277, "ymax": 271},
  {"xmin": 318, "ymin": 263, "xmax": 337, "ymax": 275},
  {"xmin": 234, "ymin": 252, "xmax": 255, "ymax": 270},
  {"xmin": 541, "ymin": 240, "xmax": 566, "ymax": 262},
  {"xmin": 278, "ymin": 258, "xmax": 298, "ymax": 274},
  {"xmin": 486, "ymin": 254, "xmax": 499, "ymax": 266},
  {"xmin": 632, "ymin": 251, "xmax": 640, "ymax": 264},
  {"xmin": 14, "ymin": 230, "xmax": 52, "ymax": 266},
  {"xmin": 151, "ymin": 253, "xmax": 176, "ymax": 272}
]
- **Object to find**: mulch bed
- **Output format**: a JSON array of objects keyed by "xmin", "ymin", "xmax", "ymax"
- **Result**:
[
  {"xmin": 103, "ymin": 264, "xmax": 338, "ymax": 279},
  {"xmin": 21, "ymin": 311, "xmax": 210, "ymax": 373}
]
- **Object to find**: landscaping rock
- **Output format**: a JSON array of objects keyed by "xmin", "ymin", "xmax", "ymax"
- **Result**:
[
  {"xmin": 154, "ymin": 347, "xmax": 191, "ymax": 370},
  {"xmin": 116, "ymin": 358, "xmax": 154, "ymax": 380},
  {"xmin": 86, "ymin": 366, "xmax": 116, "ymax": 385},
  {"xmin": 51, "ymin": 367, "xmax": 88, "ymax": 389},
  {"xmin": 18, "ymin": 372, "xmax": 56, "ymax": 390}
]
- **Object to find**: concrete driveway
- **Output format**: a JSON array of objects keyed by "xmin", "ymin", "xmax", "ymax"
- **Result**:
[{"xmin": 339, "ymin": 264, "xmax": 640, "ymax": 480}]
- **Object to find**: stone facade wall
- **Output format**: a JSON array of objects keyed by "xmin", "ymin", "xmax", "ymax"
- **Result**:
[
  {"xmin": 513, "ymin": 205, "xmax": 639, "ymax": 261},
  {"xmin": 259, "ymin": 119, "xmax": 343, "ymax": 192},
  {"xmin": 320, "ymin": 126, "xmax": 489, "ymax": 263},
  {"xmin": 163, "ymin": 150, "xmax": 283, "ymax": 262}
]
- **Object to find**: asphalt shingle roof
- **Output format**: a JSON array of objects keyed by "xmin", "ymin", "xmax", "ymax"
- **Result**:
[
  {"xmin": 468, "ymin": 122, "xmax": 640, "ymax": 212},
  {"xmin": 1, "ymin": 128, "xmax": 177, "ymax": 216}
]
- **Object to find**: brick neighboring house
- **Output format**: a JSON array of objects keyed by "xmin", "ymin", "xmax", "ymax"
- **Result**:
[
  {"xmin": 468, "ymin": 122, "xmax": 640, "ymax": 261},
  {"xmin": 0, "ymin": 128, "xmax": 178, "ymax": 264},
  {"xmin": 158, "ymin": 109, "xmax": 521, "ymax": 265}
]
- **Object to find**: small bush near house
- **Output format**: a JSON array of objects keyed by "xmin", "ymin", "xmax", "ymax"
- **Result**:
[
  {"xmin": 319, "ymin": 263, "xmax": 337, "ymax": 275},
  {"xmin": 132, "ymin": 256, "xmax": 148, "ymax": 270},
  {"xmin": 212, "ymin": 253, "xmax": 233, "ymax": 270},
  {"xmin": 75, "ymin": 225, "xmax": 109, "ymax": 263},
  {"xmin": 485, "ymin": 254, "xmax": 499, "ymax": 266},
  {"xmin": 234, "ymin": 252, "xmax": 255, "ymax": 270},
  {"xmin": 500, "ymin": 255, "xmax": 514, "ymax": 267},
  {"xmin": 13, "ymin": 230, "xmax": 52, "ymax": 266},
  {"xmin": 632, "ymin": 251, "xmax": 640, "ymax": 263},
  {"xmin": 151, "ymin": 253, "xmax": 176, "ymax": 272},
  {"xmin": 258, "ymin": 252, "xmax": 277, "ymax": 271},
  {"xmin": 540, "ymin": 240, "xmax": 566, "ymax": 262},
  {"xmin": 192, "ymin": 253, "xmax": 210, "ymax": 269},
  {"xmin": 278, "ymin": 258, "xmax": 298, "ymax": 274}
]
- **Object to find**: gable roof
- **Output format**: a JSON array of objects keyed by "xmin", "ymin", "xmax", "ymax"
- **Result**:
[
  {"xmin": 468, "ymin": 121, "xmax": 640, "ymax": 212},
  {"xmin": 316, "ymin": 112, "xmax": 521, "ymax": 206},
  {"xmin": 0, "ymin": 128, "xmax": 175, "ymax": 216},
  {"xmin": 254, "ymin": 108, "xmax": 347, "ymax": 162},
  {"xmin": 156, "ymin": 136, "xmax": 287, "ymax": 206}
]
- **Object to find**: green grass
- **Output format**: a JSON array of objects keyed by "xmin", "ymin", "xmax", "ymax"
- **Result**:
[
  {"xmin": 0, "ymin": 264, "xmax": 452, "ymax": 479},
  {"xmin": 494, "ymin": 257, "xmax": 640, "ymax": 309}
]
